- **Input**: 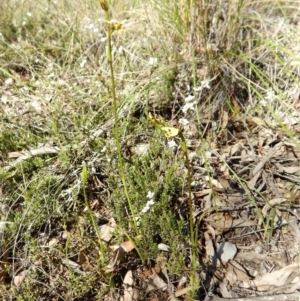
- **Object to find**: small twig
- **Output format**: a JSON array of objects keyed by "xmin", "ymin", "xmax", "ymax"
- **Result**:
[
  {"xmin": 212, "ymin": 292, "xmax": 300, "ymax": 301},
  {"xmin": 4, "ymin": 146, "xmax": 60, "ymax": 170},
  {"xmin": 252, "ymin": 142, "xmax": 283, "ymax": 176}
]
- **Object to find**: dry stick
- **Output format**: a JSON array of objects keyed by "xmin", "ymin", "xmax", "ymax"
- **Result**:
[
  {"xmin": 212, "ymin": 292, "xmax": 300, "ymax": 301},
  {"xmin": 251, "ymin": 142, "xmax": 283, "ymax": 176},
  {"xmin": 4, "ymin": 146, "xmax": 60, "ymax": 170}
]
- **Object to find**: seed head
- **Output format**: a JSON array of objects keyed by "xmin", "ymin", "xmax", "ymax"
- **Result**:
[{"xmin": 100, "ymin": 0, "xmax": 109, "ymax": 11}]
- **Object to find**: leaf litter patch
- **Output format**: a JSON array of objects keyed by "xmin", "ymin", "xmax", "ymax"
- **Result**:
[{"xmin": 190, "ymin": 114, "xmax": 300, "ymax": 299}]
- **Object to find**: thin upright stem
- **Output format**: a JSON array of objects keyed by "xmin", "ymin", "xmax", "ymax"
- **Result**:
[{"xmin": 104, "ymin": 10, "xmax": 139, "ymax": 234}]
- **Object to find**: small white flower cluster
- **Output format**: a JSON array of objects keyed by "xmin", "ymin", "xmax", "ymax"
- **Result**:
[
  {"xmin": 194, "ymin": 80, "xmax": 210, "ymax": 92},
  {"xmin": 167, "ymin": 140, "xmax": 177, "ymax": 149},
  {"xmin": 179, "ymin": 118, "xmax": 189, "ymax": 126},
  {"xmin": 182, "ymin": 80, "xmax": 211, "ymax": 113},
  {"xmin": 262, "ymin": 89, "xmax": 275, "ymax": 106},
  {"xmin": 148, "ymin": 57, "xmax": 158, "ymax": 66},
  {"xmin": 135, "ymin": 191, "xmax": 155, "ymax": 226},
  {"xmin": 141, "ymin": 191, "xmax": 155, "ymax": 213},
  {"xmin": 22, "ymin": 11, "xmax": 32, "ymax": 26},
  {"xmin": 80, "ymin": 58, "xmax": 87, "ymax": 68},
  {"xmin": 84, "ymin": 23, "xmax": 100, "ymax": 34},
  {"xmin": 182, "ymin": 94, "xmax": 197, "ymax": 113}
]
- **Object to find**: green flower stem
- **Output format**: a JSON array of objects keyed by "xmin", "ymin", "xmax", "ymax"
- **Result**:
[
  {"xmin": 101, "ymin": 3, "xmax": 139, "ymax": 234},
  {"xmin": 179, "ymin": 131, "xmax": 198, "ymax": 293}
]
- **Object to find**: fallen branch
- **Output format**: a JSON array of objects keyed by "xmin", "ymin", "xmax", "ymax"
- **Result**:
[{"xmin": 212, "ymin": 292, "xmax": 300, "ymax": 301}]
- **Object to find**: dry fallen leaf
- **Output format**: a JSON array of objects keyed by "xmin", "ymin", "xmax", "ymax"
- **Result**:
[
  {"xmin": 206, "ymin": 215, "xmax": 257, "ymax": 233},
  {"xmin": 106, "ymin": 246, "xmax": 127, "ymax": 273},
  {"xmin": 250, "ymin": 117, "xmax": 267, "ymax": 127},
  {"xmin": 227, "ymin": 260, "xmax": 251, "ymax": 285},
  {"xmin": 106, "ymin": 235, "xmax": 142, "ymax": 272},
  {"xmin": 48, "ymin": 237, "xmax": 59, "ymax": 248},
  {"xmin": 61, "ymin": 258, "xmax": 85, "ymax": 275},
  {"xmin": 261, "ymin": 198, "xmax": 287, "ymax": 217},
  {"xmin": 283, "ymin": 166, "xmax": 300, "ymax": 175},
  {"xmin": 219, "ymin": 282, "xmax": 232, "ymax": 298},
  {"xmin": 146, "ymin": 269, "xmax": 167, "ymax": 292},
  {"xmin": 204, "ymin": 231, "xmax": 215, "ymax": 260},
  {"xmin": 158, "ymin": 243, "xmax": 170, "ymax": 252},
  {"xmin": 99, "ymin": 217, "xmax": 116, "ymax": 242},
  {"xmin": 14, "ymin": 269, "xmax": 29, "ymax": 287},
  {"xmin": 244, "ymin": 263, "xmax": 299, "ymax": 291},
  {"xmin": 121, "ymin": 270, "xmax": 139, "ymax": 301},
  {"xmin": 205, "ymin": 176, "xmax": 224, "ymax": 189}
]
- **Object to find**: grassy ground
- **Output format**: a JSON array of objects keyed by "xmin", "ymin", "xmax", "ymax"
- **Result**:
[{"xmin": 1, "ymin": 0, "xmax": 300, "ymax": 300}]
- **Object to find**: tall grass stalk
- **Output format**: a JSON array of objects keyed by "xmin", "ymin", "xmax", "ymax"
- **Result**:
[
  {"xmin": 99, "ymin": 0, "xmax": 139, "ymax": 234},
  {"xmin": 82, "ymin": 163, "xmax": 106, "ymax": 263}
]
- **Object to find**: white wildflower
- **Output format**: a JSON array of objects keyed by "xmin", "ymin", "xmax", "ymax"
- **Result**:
[
  {"xmin": 135, "ymin": 216, "xmax": 141, "ymax": 226},
  {"xmin": 80, "ymin": 58, "xmax": 87, "ymax": 68},
  {"xmin": 265, "ymin": 89, "xmax": 275, "ymax": 101},
  {"xmin": 182, "ymin": 94, "xmax": 197, "ymax": 113},
  {"xmin": 182, "ymin": 102, "xmax": 197, "ymax": 113},
  {"xmin": 147, "ymin": 199, "xmax": 155, "ymax": 206},
  {"xmin": 146, "ymin": 191, "xmax": 154, "ymax": 199},
  {"xmin": 47, "ymin": 72, "xmax": 55, "ymax": 79},
  {"xmin": 86, "ymin": 23, "xmax": 94, "ymax": 30},
  {"xmin": 179, "ymin": 118, "xmax": 189, "ymax": 126},
  {"xmin": 141, "ymin": 191, "xmax": 155, "ymax": 214},
  {"xmin": 193, "ymin": 86, "xmax": 202, "ymax": 92},
  {"xmin": 141, "ymin": 204, "xmax": 150, "ymax": 214},
  {"xmin": 200, "ymin": 80, "xmax": 210, "ymax": 89},
  {"xmin": 260, "ymin": 99, "xmax": 267, "ymax": 107},
  {"xmin": 149, "ymin": 57, "xmax": 158, "ymax": 66},
  {"xmin": 194, "ymin": 79, "xmax": 211, "ymax": 92},
  {"xmin": 27, "ymin": 12, "xmax": 32, "ymax": 17},
  {"xmin": 184, "ymin": 94, "xmax": 195, "ymax": 102},
  {"xmin": 168, "ymin": 140, "xmax": 177, "ymax": 148}
]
